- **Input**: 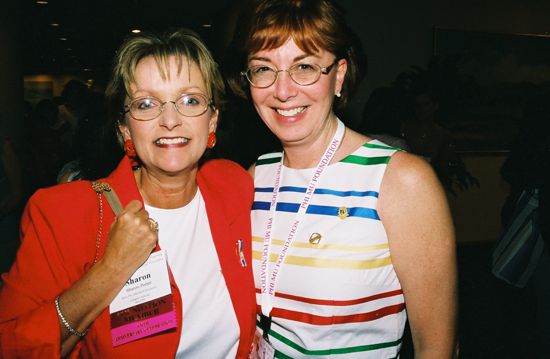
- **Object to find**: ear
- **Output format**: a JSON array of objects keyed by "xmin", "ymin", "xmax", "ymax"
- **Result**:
[
  {"xmin": 118, "ymin": 121, "xmax": 132, "ymax": 141},
  {"xmin": 335, "ymin": 58, "xmax": 348, "ymax": 96},
  {"xmin": 209, "ymin": 107, "xmax": 219, "ymax": 133}
]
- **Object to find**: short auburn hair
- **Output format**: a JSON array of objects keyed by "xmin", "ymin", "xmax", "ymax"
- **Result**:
[{"xmin": 226, "ymin": 0, "xmax": 365, "ymax": 110}]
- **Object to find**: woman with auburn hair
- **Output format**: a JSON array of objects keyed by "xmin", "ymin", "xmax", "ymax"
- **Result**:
[
  {"xmin": 0, "ymin": 28, "xmax": 256, "ymax": 358},
  {"xmin": 226, "ymin": 0, "xmax": 457, "ymax": 358}
]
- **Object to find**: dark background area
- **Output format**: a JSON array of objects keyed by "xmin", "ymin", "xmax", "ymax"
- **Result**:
[
  {"xmin": 22, "ymin": 0, "xmax": 239, "ymax": 84},
  {"xmin": 19, "ymin": 0, "xmax": 550, "ymax": 139},
  {"xmin": 3, "ymin": 1, "xmax": 549, "ymax": 358}
]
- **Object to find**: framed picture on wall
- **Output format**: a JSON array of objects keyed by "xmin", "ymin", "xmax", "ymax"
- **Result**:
[
  {"xmin": 432, "ymin": 28, "xmax": 550, "ymax": 152},
  {"xmin": 24, "ymin": 81, "xmax": 54, "ymax": 105}
]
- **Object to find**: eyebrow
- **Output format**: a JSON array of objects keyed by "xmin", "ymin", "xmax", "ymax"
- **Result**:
[
  {"xmin": 248, "ymin": 53, "xmax": 319, "ymax": 63},
  {"xmin": 130, "ymin": 86, "xmax": 206, "ymax": 99}
]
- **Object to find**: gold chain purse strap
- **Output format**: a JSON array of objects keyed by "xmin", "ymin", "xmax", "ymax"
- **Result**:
[{"xmin": 91, "ymin": 181, "xmax": 123, "ymax": 263}]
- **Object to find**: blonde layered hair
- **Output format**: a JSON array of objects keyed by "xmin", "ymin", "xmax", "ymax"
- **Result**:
[{"xmin": 106, "ymin": 28, "xmax": 224, "ymax": 139}]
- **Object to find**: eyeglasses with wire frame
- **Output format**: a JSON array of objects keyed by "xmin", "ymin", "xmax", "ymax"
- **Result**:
[
  {"xmin": 124, "ymin": 93, "xmax": 213, "ymax": 121},
  {"xmin": 241, "ymin": 59, "xmax": 339, "ymax": 88}
]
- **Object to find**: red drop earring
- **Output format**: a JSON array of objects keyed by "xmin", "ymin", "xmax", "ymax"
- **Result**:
[
  {"xmin": 207, "ymin": 132, "xmax": 217, "ymax": 149},
  {"xmin": 123, "ymin": 139, "xmax": 139, "ymax": 167},
  {"xmin": 123, "ymin": 139, "xmax": 137, "ymax": 157}
]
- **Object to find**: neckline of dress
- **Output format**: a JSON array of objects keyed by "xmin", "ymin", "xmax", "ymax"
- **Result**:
[{"xmin": 281, "ymin": 138, "xmax": 378, "ymax": 172}]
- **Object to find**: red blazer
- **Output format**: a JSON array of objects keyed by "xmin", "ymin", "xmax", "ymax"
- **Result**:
[{"xmin": 0, "ymin": 157, "xmax": 256, "ymax": 358}]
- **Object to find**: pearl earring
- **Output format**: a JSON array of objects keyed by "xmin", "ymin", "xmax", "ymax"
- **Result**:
[{"xmin": 335, "ymin": 92, "xmax": 342, "ymax": 98}]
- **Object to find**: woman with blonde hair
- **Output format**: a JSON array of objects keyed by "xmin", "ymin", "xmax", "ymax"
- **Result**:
[{"xmin": 0, "ymin": 28, "xmax": 256, "ymax": 358}]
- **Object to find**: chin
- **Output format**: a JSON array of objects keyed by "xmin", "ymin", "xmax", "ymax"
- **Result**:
[
  {"xmin": 271, "ymin": 120, "xmax": 310, "ymax": 139},
  {"xmin": 276, "ymin": 131, "xmax": 309, "ymax": 146},
  {"xmin": 157, "ymin": 160, "xmax": 198, "ymax": 175}
]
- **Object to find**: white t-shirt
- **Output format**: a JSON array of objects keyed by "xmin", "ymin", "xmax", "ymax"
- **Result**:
[{"xmin": 146, "ymin": 189, "xmax": 239, "ymax": 358}]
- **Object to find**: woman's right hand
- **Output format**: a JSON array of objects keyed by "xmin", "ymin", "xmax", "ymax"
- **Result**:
[
  {"xmin": 54, "ymin": 200, "xmax": 159, "ymax": 356},
  {"xmin": 100, "ymin": 200, "xmax": 158, "ymax": 279}
]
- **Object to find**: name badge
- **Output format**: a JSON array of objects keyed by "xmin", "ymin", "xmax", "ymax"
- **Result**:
[{"xmin": 109, "ymin": 250, "xmax": 176, "ymax": 346}]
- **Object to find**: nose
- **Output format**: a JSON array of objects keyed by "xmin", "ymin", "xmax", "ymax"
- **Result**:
[
  {"xmin": 273, "ymin": 70, "xmax": 297, "ymax": 102},
  {"xmin": 158, "ymin": 101, "xmax": 182, "ymax": 130}
]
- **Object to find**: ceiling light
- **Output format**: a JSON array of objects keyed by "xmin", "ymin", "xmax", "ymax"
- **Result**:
[
  {"xmin": 50, "ymin": 23, "xmax": 59, "ymax": 27},
  {"xmin": 36, "ymin": 1, "xmax": 48, "ymax": 4},
  {"xmin": 202, "ymin": 24, "xmax": 212, "ymax": 28},
  {"xmin": 59, "ymin": 37, "xmax": 67, "ymax": 41},
  {"xmin": 131, "ymin": 29, "xmax": 141, "ymax": 34}
]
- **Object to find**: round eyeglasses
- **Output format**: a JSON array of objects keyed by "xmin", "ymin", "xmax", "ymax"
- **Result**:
[
  {"xmin": 241, "ymin": 60, "xmax": 338, "ymax": 88},
  {"xmin": 124, "ymin": 93, "xmax": 213, "ymax": 121}
]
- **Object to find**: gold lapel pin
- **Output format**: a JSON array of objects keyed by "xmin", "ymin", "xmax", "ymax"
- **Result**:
[
  {"xmin": 309, "ymin": 232, "xmax": 322, "ymax": 245},
  {"xmin": 337, "ymin": 206, "xmax": 349, "ymax": 219}
]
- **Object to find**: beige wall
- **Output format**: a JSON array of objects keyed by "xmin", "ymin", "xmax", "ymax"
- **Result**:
[{"xmin": 447, "ymin": 153, "xmax": 510, "ymax": 243}]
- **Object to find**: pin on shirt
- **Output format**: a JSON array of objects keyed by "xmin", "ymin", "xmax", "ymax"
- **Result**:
[
  {"xmin": 308, "ymin": 232, "xmax": 322, "ymax": 245},
  {"xmin": 337, "ymin": 206, "xmax": 349, "ymax": 219}
]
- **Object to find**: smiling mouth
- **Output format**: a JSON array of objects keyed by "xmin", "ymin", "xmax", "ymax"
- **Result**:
[
  {"xmin": 155, "ymin": 137, "xmax": 189, "ymax": 145},
  {"xmin": 276, "ymin": 106, "xmax": 306, "ymax": 117}
]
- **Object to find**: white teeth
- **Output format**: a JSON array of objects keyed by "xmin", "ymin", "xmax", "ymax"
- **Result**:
[
  {"xmin": 276, "ymin": 107, "xmax": 306, "ymax": 116},
  {"xmin": 155, "ymin": 137, "xmax": 189, "ymax": 145}
]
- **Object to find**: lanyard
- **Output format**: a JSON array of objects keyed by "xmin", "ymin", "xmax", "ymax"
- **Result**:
[{"xmin": 260, "ymin": 119, "xmax": 345, "ymax": 317}]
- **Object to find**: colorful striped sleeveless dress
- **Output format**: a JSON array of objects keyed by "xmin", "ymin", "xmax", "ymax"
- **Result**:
[{"xmin": 251, "ymin": 140, "xmax": 406, "ymax": 358}]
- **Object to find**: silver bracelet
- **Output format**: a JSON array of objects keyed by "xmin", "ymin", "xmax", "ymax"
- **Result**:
[{"xmin": 54, "ymin": 296, "xmax": 88, "ymax": 338}]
